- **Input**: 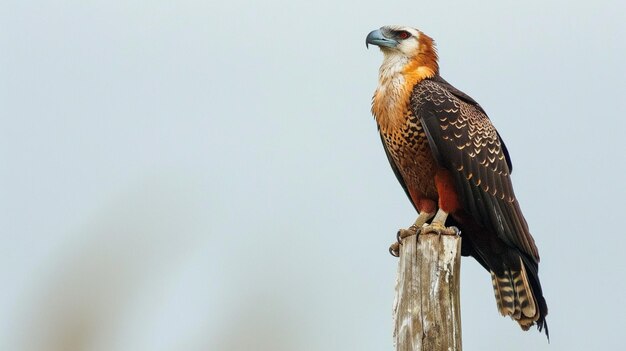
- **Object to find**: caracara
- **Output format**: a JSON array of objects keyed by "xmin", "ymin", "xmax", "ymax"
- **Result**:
[{"xmin": 366, "ymin": 25, "xmax": 548, "ymax": 336}]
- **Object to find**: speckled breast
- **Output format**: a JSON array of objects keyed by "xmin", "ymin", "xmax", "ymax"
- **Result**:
[{"xmin": 381, "ymin": 108, "xmax": 438, "ymax": 199}]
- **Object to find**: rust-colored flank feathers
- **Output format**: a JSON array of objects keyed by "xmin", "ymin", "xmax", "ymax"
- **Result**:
[{"xmin": 368, "ymin": 25, "xmax": 548, "ymax": 338}]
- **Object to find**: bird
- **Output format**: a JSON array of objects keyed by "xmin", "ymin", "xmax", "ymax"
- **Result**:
[{"xmin": 366, "ymin": 25, "xmax": 548, "ymax": 337}]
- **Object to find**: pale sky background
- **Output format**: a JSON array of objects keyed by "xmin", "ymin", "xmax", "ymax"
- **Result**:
[{"xmin": 1, "ymin": 1, "xmax": 625, "ymax": 350}]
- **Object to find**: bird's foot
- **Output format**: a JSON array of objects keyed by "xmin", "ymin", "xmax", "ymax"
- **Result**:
[
  {"xmin": 421, "ymin": 223, "xmax": 460, "ymax": 236},
  {"xmin": 389, "ymin": 225, "xmax": 421, "ymax": 257}
]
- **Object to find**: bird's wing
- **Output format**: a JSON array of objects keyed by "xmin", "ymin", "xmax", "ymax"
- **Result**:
[
  {"xmin": 433, "ymin": 75, "xmax": 514, "ymax": 172},
  {"xmin": 412, "ymin": 78, "xmax": 539, "ymax": 261}
]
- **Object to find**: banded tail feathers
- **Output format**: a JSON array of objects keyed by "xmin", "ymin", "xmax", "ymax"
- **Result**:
[{"xmin": 490, "ymin": 257, "xmax": 544, "ymax": 332}]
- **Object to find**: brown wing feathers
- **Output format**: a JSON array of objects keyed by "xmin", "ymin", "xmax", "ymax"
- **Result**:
[{"xmin": 413, "ymin": 78, "xmax": 539, "ymax": 261}]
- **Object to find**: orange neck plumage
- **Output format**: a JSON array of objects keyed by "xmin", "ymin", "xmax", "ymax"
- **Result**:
[{"xmin": 372, "ymin": 34, "xmax": 438, "ymax": 133}]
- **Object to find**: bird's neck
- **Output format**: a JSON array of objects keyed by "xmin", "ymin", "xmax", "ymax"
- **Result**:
[{"xmin": 372, "ymin": 54, "xmax": 438, "ymax": 133}]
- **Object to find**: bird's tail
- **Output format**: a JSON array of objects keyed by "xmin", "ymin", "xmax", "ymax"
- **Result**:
[{"xmin": 490, "ymin": 256, "xmax": 548, "ymax": 337}]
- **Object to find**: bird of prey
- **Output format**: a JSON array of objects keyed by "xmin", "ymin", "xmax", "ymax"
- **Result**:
[{"xmin": 366, "ymin": 25, "xmax": 548, "ymax": 336}]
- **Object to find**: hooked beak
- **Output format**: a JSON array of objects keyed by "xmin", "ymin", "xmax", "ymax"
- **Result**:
[{"xmin": 366, "ymin": 29, "xmax": 399, "ymax": 49}]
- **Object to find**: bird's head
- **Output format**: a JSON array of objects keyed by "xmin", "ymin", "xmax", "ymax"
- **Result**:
[{"xmin": 366, "ymin": 25, "xmax": 438, "ymax": 80}]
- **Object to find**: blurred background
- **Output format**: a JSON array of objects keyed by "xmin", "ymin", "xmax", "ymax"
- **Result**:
[{"xmin": 1, "ymin": 1, "xmax": 625, "ymax": 350}]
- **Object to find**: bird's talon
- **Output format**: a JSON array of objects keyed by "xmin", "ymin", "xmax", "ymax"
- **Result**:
[
  {"xmin": 396, "ymin": 230, "xmax": 403, "ymax": 245},
  {"xmin": 390, "ymin": 226, "xmax": 421, "ymax": 257},
  {"xmin": 389, "ymin": 242, "xmax": 400, "ymax": 257}
]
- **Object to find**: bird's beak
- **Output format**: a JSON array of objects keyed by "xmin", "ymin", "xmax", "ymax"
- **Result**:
[{"xmin": 366, "ymin": 29, "xmax": 398, "ymax": 49}]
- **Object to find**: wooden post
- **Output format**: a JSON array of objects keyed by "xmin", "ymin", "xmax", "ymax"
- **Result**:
[{"xmin": 393, "ymin": 233, "xmax": 462, "ymax": 351}]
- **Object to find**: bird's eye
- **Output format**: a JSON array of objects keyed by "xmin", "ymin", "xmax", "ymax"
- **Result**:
[{"xmin": 397, "ymin": 31, "xmax": 411, "ymax": 39}]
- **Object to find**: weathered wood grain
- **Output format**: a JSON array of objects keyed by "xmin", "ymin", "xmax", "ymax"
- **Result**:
[{"xmin": 393, "ymin": 233, "xmax": 462, "ymax": 351}]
